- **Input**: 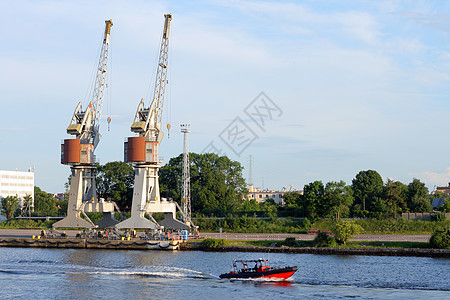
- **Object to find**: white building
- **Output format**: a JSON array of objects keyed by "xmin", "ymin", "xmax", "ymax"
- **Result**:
[
  {"xmin": 0, "ymin": 169, "xmax": 35, "ymax": 210},
  {"xmin": 246, "ymin": 185, "xmax": 303, "ymax": 206}
]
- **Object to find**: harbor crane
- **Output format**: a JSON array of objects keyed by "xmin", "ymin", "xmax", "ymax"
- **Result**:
[
  {"xmin": 117, "ymin": 14, "xmax": 189, "ymax": 231},
  {"xmin": 54, "ymin": 20, "xmax": 118, "ymax": 229}
]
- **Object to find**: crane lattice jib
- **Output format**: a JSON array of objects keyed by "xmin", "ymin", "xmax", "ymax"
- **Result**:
[
  {"xmin": 92, "ymin": 20, "xmax": 113, "ymax": 140},
  {"xmin": 152, "ymin": 14, "xmax": 171, "ymax": 130}
]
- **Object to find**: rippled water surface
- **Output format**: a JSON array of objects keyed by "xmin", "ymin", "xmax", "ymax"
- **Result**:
[{"xmin": 0, "ymin": 248, "xmax": 448, "ymax": 299}]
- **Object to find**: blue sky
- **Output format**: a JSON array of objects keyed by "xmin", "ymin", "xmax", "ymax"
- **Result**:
[{"xmin": 1, "ymin": 0, "xmax": 450, "ymax": 193}]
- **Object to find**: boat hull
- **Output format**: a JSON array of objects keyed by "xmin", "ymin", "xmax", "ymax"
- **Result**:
[{"xmin": 219, "ymin": 266, "xmax": 298, "ymax": 280}]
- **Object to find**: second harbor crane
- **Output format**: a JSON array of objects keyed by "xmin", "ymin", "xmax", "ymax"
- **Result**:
[{"xmin": 116, "ymin": 14, "xmax": 189, "ymax": 231}]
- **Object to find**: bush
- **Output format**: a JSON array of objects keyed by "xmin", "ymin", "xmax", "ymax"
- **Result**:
[
  {"xmin": 434, "ymin": 213, "xmax": 446, "ymax": 222},
  {"xmin": 301, "ymin": 218, "xmax": 312, "ymax": 231},
  {"xmin": 201, "ymin": 238, "xmax": 226, "ymax": 248},
  {"xmin": 332, "ymin": 220, "xmax": 363, "ymax": 245},
  {"xmin": 0, "ymin": 218, "xmax": 56, "ymax": 229},
  {"xmin": 313, "ymin": 232, "xmax": 337, "ymax": 247},
  {"xmin": 283, "ymin": 237, "xmax": 297, "ymax": 247},
  {"xmin": 429, "ymin": 227, "xmax": 450, "ymax": 249}
]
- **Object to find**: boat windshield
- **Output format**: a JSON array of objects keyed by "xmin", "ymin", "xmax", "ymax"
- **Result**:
[{"xmin": 232, "ymin": 259, "xmax": 269, "ymax": 271}]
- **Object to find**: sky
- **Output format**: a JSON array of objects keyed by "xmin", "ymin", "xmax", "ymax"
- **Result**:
[{"xmin": 1, "ymin": 0, "xmax": 450, "ymax": 193}]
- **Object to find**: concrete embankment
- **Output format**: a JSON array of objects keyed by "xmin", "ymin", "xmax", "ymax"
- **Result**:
[
  {"xmin": 182, "ymin": 243, "xmax": 450, "ymax": 258},
  {"xmin": 0, "ymin": 237, "xmax": 180, "ymax": 250}
]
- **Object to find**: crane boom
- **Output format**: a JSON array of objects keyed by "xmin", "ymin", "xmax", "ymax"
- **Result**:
[
  {"xmin": 92, "ymin": 19, "xmax": 113, "ymax": 148},
  {"xmin": 131, "ymin": 14, "xmax": 171, "ymax": 143},
  {"xmin": 153, "ymin": 14, "xmax": 171, "ymax": 130},
  {"xmin": 66, "ymin": 19, "xmax": 113, "ymax": 150}
]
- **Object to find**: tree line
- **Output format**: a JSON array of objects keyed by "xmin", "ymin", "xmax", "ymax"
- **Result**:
[
  {"xmin": 282, "ymin": 170, "xmax": 440, "ymax": 221},
  {"xmin": 2, "ymin": 154, "xmax": 448, "ymax": 220}
]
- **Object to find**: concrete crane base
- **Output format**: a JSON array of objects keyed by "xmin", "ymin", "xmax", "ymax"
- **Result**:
[
  {"xmin": 95, "ymin": 212, "xmax": 119, "ymax": 229},
  {"xmin": 52, "ymin": 214, "xmax": 93, "ymax": 229},
  {"xmin": 115, "ymin": 216, "xmax": 158, "ymax": 230}
]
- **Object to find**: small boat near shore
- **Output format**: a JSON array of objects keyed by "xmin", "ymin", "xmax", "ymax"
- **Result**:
[{"xmin": 219, "ymin": 259, "xmax": 298, "ymax": 280}]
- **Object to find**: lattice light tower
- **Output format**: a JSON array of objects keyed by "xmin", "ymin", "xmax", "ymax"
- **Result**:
[{"xmin": 181, "ymin": 124, "xmax": 191, "ymax": 224}]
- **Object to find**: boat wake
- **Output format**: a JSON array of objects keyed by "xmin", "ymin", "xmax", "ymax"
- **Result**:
[{"xmin": 90, "ymin": 266, "xmax": 214, "ymax": 280}]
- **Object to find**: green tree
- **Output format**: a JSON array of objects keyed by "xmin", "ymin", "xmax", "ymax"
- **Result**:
[
  {"xmin": 332, "ymin": 220, "xmax": 364, "ymax": 245},
  {"xmin": 302, "ymin": 181, "xmax": 325, "ymax": 220},
  {"xmin": 266, "ymin": 205, "xmax": 278, "ymax": 221},
  {"xmin": 283, "ymin": 191, "xmax": 302, "ymax": 207},
  {"xmin": 242, "ymin": 199, "xmax": 259, "ymax": 212},
  {"xmin": 57, "ymin": 198, "xmax": 68, "ymax": 217},
  {"xmin": 324, "ymin": 181, "xmax": 353, "ymax": 221},
  {"xmin": 21, "ymin": 194, "xmax": 33, "ymax": 217},
  {"xmin": 34, "ymin": 187, "xmax": 58, "ymax": 216},
  {"xmin": 439, "ymin": 199, "xmax": 450, "ymax": 213},
  {"xmin": 407, "ymin": 178, "xmax": 431, "ymax": 213},
  {"xmin": 351, "ymin": 170, "xmax": 384, "ymax": 214},
  {"xmin": 160, "ymin": 153, "xmax": 247, "ymax": 216},
  {"xmin": 1, "ymin": 195, "xmax": 19, "ymax": 219},
  {"xmin": 280, "ymin": 191, "xmax": 304, "ymax": 217},
  {"xmin": 96, "ymin": 161, "xmax": 134, "ymax": 211},
  {"xmin": 384, "ymin": 179, "xmax": 408, "ymax": 217}
]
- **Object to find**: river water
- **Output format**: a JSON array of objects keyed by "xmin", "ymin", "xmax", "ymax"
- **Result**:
[{"xmin": 0, "ymin": 247, "xmax": 448, "ymax": 299}]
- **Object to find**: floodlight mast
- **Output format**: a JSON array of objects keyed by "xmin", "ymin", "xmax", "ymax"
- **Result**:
[
  {"xmin": 54, "ymin": 20, "xmax": 117, "ymax": 229},
  {"xmin": 181, "ymin": 124, "xmax": 192, "ymax": 225}
]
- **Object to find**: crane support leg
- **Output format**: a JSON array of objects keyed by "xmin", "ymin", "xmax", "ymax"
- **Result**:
[
  {"xmin": 53, "ymin": 168, "xmax": 92, "ymax": 229},
  {"xmin": 116, "ymin": 166, "xmax": 159, "ymax": 229}
]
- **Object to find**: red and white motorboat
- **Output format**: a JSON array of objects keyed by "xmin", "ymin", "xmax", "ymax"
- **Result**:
[{"xmin": 219, "ymin": 259, "xmax": 297, "ymax": 280}]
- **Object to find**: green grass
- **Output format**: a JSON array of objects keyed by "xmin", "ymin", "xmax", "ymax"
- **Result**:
[
  {"xmin": 194, "ymin": 217, "xmax": 450, "ymax": 235},
  {"xmin": 0, "ymin": 219, "xmax": 56, "ymax": 229},
  {"xmin": 343, "ymin": 241, "xmax": 430, "ymax": 249},
  {"xmin": 223, "ymin": 239, "xmax": 429, "ymax": 249}
]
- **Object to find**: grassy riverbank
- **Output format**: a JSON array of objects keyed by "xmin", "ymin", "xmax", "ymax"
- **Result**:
[
  {"xmin": 226, "ymin": 240, "xmax": 430, "ymax": 249},
  {"xmin": 195, "ymin": 217, "xmax": 449, "ymax": 234},
  {"xmin": 1, "ymin": 217, "xmax": 449, "ymax": 235}
]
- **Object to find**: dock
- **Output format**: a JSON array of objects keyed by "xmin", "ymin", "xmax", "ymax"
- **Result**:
[{"xmin": 0, "ymin": 236, "xmax": 182, "ymax": 250}]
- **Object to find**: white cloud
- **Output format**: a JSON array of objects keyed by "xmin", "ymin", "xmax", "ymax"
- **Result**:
[
  {"xmin": 335, "ymin": 11, "xmax": 381, "ymax": 45},
  {"xmin": 409, "ymin": 168, "xmax": 450, "ymax": 189}
]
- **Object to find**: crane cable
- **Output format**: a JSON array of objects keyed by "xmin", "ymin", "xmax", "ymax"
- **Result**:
[
  {"xmin": 146, "ymin": 27, "xmax": 163, "ymax": 106},
  {"xmin": 84, "ymin": 28, "xmax": 104, "ymax": 109},
  {"xmin": 166, "ymin": 22, "xmax": 173, "ymax": 139},
  {"xmin": 107, "ymin": 37, "xmax": 113, "ymax": 131}
]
